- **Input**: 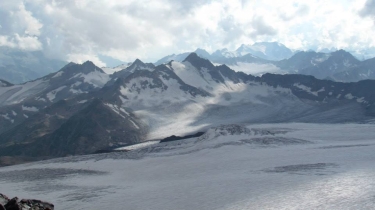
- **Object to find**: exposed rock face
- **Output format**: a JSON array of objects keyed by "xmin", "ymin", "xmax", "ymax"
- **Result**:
[
  {"xmin": 198, "ymin": 124, "xmax": 252, "ymax": 141},
  {"xmin": 0, "ymin": 193, "xmax": 9, "ymax": 207},
  {"xmin": 0, "ymin": 193, "xmax": 54, "ymax": 210}
]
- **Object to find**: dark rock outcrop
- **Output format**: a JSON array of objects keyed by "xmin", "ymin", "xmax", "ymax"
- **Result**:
[{"xmin": 0, "ymin": 193, "xmax": 53, "ymax": 210}]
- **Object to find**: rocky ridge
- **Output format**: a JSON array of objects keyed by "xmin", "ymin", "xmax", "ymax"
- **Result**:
[{"xmin": 0, "ymin": 193, "xmax": 54, "ymax": 210}]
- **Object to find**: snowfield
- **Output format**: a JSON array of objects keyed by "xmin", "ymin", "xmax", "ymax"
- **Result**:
[{"xmin": 0, "ymin": 123, "xmax": 375, "ymax": 210}]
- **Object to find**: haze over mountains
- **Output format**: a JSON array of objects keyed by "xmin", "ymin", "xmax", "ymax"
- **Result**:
[
  {"xmin": 155, "ymin": 42, "xmax": 375, "ymax": 82},
  {"xmin": 2, "ymin": 42, "xmax": 375, "ymax": 85},
  {"xmin": 0, "ymin": 47, "xmax": 67, "ymax": 84},
  {"xmin": 1, "ymin": 48, "xmax": 375, "ymax": 165}
]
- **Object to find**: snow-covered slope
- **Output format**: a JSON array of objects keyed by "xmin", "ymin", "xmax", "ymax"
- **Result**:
[
  {"xmin": 99, "ymin": 53, "xmax": 375, "ymax": 140},
  {"xmin": 1, "ymin": 123, "xmax": 374, "ymax": 209},
  {"xmin": 0, "ymin": 61, "xmax": 109, "ymax": 107},
  {"xmin": 101, "ymin": 63, "xmax": 131, "ymax": 75},
  {"xmin": 1, "ymin": 53, "xmax": 375, "ymax": 164},
  {"xmin": 107, "ymin": 59, "xmax": 156, "ymax": 85},
  {"xmin": 103, "ymin": 54, "xmax": 299, "ymax": 139},
  {"xmin": 0, "ymin": 61, "xmax": 110, "ymax": 133}
]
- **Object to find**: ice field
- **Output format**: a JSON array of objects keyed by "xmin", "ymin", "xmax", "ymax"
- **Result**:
[{"xmin": 0, "ymin": 123, "xmax": 375, "ymax": 210}]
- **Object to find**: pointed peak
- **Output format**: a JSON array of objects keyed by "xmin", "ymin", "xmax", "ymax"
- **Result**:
[
  {"xmin": 183, "ymin": 52, "xmax": 200, "ymax": 62},
  {"xmin": 132, "ymin": 58, "xmax": 145, "ymax": 66},
  {"xmin": 331, "ymin": 49, "xmax": 357, "ymax": 59},
  {"xmin": 183, "ymin": 53, "xmax": 214, "ymax": 69},
  {"xmin": 61, "ymin": 62, "xmax": 77, "ymax": 69},
  {"xmin": 83, "ymin": 60, "xmax": 93, "ymax": 64},
  {"xmin": 82, "ymin": 60, "xmax": 96, "ymax": 66},
  {"xmin": 60, "ymin": 60, "xmax": 104, "ymax": 74},
  {"xmin": 125, "ymin": 58, "xmax": 146, "ymax": 71},
  {"xmin": 194, "ymin": 48, "xmax": 208, "ymax": 53},
  {"xmin": 332, "ymin": 49, "xmax": 349, "ymax": 54},
  {"xmin": 194, "ymin": 48, "xmax": 211, "ymax": 59}
]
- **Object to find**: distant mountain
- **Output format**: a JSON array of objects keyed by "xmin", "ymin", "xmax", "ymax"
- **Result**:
[
  {"xmin": 155, "ymin": 52, "xmax": 190, "ymax": 65},
  {"xmin": 0, "ymin": 47, "xmax": 67, "ymax": 84},
  {"xmin": 155, "ymin": 43, "xmax": 285, "ymax": 75},
  {"xmin": 155, "ymin": 48, "xmax": 211, "ymax": 65},
  {"xmin": 275, "ymin": 50, "xmax": 375, "ymax": 81},
  {"xmin": 101, "ymin": 63, "xmax": 131, "ymax": 74},
  {"xmin": 235, "ymin": 42, "xmax": 294, "ymax": 61},
  {"xmin": 155, "ymin": 42, "xmax": 293, "ymax": 65},
  {"xmin": 104, "ymin": 59, "xmax": 156, "ymax": 87},
  {"xmin": 332, "ymin": 57, "xmax": 375, "ymax": 82},
  {"xmin": 1, "ymin": 53, "xmax": 375, "ymax": 165},
  {"xmin": 155, "ymin": 45, "xmax": 375, "ymax": 82}
]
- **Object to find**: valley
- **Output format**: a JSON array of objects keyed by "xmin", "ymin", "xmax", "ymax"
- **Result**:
[{"xmin": 0, "ymin": 123, "xmax": 374, "ymax": 209}]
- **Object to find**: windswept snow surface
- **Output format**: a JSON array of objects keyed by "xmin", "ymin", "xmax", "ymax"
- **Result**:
[
  {"xmin": 121, "ymin": 61, "xmax": 301, "ymax": 139},
  {"xmin": 0, "ymin": 79, "xmax": 48, "ymax": 105},
  {"xmin": 0, "ymin": 123, "xmax": 375, "ymax": 210},
  {"xmin": 101, "ymin": 64, "xmax": 131, "ymax": 74},
  {"xmin": 72, "ymin": 69, "xmax": 110, "ymax": 88}
]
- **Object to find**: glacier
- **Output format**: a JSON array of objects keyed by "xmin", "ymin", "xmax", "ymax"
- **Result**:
[{"xmin": 0, "ymin": 123, "xmax": 374, "ymax": 210}]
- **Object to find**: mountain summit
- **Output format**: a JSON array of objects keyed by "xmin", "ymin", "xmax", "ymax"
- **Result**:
[{"xmin": 183, "ymin": 52, "xmax": 215, "ymax": 69}]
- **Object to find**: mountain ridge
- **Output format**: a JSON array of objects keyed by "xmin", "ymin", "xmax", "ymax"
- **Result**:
[{"xmin": 1, "ymin": 53, "xmax": 375, "ymax": 165}]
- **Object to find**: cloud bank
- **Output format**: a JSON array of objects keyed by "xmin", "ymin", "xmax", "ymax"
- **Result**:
[{"xmin": 0, "ymin": 0, "xmax": 374, "ymax": 66}]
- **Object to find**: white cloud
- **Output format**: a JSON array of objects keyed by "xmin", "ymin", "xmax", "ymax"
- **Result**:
[
  {"xmin": 14, "ymin": 33, "xmax": 42, "ymax": 50},
  {"xmin": 0, "ymin": 0, "xmax": 374, "ymax": 65},
  {"xmin": 67, "ymin": 53, "xmax": 106, "ymax": 67},
  {"xmin": 360, "ymin": 0, "xmax": 375, "ymax": 19},
  {"xmin": 15, "ymin": 3, "xmax": 43, "ymax": 36},
  {"xmin": 0, "ymin": 1, "xmax": 43, "ymax": 50}
]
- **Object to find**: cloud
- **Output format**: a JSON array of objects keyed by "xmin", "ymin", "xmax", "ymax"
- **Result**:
[
  {"xmin": 0, "ymin": 0, "xmax": 374, "ymax": 67},
  {"xmin": 67, "ymin": 53, "xmax": 106, "ymax": 67},
  {"xmin": 219, "ymin": 15, "xmax": 245, "ymax": 44},
  {"xmin": 359, "ymin": 0, "xmax": 375, "ymax": 18},
  {"xmin": 280, "ymin": 4, "xmax": 310, "ymax": 21},
  {"xmin": 0, "ymin": 2, "xmax": 43, "ymax": 51},
  {"xmin": 250, "ymin": 16, "xmax": 278, "ymax": 38}
]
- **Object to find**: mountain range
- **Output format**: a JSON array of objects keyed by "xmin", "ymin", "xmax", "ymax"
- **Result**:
[
  {"xmin": 156, "ymin": 42, "xmax": 294, "ymax": 65},
  {"xmin": 3, "ymin": 42, "xmax": 375, "ymax": 86},
  {"xmin": 155, "ymin": 43, "xmax": 375, "ymax": 82},
  {"xmin": 1, "ymin": 52, "xmax": 375, "ymax": 165}
]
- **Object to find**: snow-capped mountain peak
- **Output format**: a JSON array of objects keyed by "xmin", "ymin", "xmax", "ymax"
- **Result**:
[
  {"xmin": 125, "ymin": 58, "xmax": 155, "ymax": 73},
  {"xmin": 183, "ymin": 52, "xmax": 215, "ymax": 69},
  {"xmin": 107, "ymin": 59, "xmax": 156, "ymax": 85},
  {"xmin": 101, "ymin": 63, "xmax": 132, "ymax": 75},
  {"xmin": 235, "ymin": 42, "xmax": 293, "ymax": 61},
  {"xmin": 194, "ymin": 48, "xmax": 211, "ymax": 58}
]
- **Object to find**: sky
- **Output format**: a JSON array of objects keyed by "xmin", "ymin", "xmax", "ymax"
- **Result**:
[{"xmin": 1, "ymin": 0, "xmax": 375, "ymax": 66}]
